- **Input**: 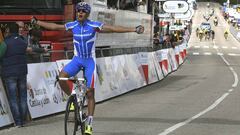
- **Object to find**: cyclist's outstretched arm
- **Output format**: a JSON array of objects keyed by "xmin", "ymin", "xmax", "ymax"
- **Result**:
[
  {"xmin": 31, "ymin": 17, "xmax": 65, "ymax": 30},
  {"xmin": 100, "ymin": 24, "xmax": 144, "ymax": 34},
  {"xmin": 37, "ymin": 21, "xmax": 65, "ymax": 30}
]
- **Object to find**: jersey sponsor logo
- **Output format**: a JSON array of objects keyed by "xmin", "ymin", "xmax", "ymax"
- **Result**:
[{"xmin": 83, "ymin": 29, "xmax": 89, "ymax": 32}]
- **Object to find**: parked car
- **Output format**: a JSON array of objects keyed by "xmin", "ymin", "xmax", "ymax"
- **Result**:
[{"xmin": 200, "ymin": 22, "xmax": 211, "ymax": 31}]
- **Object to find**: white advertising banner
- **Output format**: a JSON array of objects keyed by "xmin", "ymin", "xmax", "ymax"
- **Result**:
[
  {"xmin": 168, "ymin": 48, "xmax": 178, "ymax": 71},
  {"xmin": 174, "ymin": 46, "xmax": 182, "ymax": 66},
  {"xmin": 132, "ymin": 54, "xmax": 147, "ymax": 86},
  {"xmin": 179, "ymin": 44, "xmax": 185, "ymax": 61},
  {"xmin": 95, "ymin": 57, "xmax": 112, "ymax": 102},
  {"xmin": 55, "ymin": 59, "xmax": 71, "ymax": 71},
  {"xmin": 24, "ymin": 50, "xmax": 188, "ymax": 119},
  {"xmin": 159, "ymin": 49, "xmax": 170, "ymax": 76},
  {"xmin": 138, "ymin": 52, "xmax": 149, "ymax": 84},
  {"xmin": 147, "ymin": 52, "xmax": 159, "ymax": 84},
  {"xmin": 100, "ymin": 57, "xmax": 122, "ymax": 98},
  {"xmin": 153, "ymin": 51, "xmax": 164, "ymax": 81},
  {"xmin": 0, "ymin": 79, "xmax": 14, "ymax": 127},
  {"xmin": 125, "ymin": 54, "xmax": 147, "ymax": 89},
  {"xmin": 180, "ymin": 43, "xmax": 187, "ymax": 61},
  {"xmin": 110, "ymin": 55, "xmax": 129, "ymax": 94},
  {"xmin": 183, "ymin": 43, "xmax": 187, "ymax": 58},
  {"xmin": 27, "ymin": 63, "xmax": 67, "ymax": 118}
]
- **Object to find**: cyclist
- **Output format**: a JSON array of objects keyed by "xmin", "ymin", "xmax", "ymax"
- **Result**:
[
  {"xmin": 199, "ymin": 29, "xmax": 204, "ymax": 41},
  {"xmin": 207, "ymin": 3, "xmax": 210, "ymax": 8},
  {"xmin": 196, "ymin": 27, "xmax": 199, "ymax": 37},
  {"xmin": 224, "ymin": 29, "xmax": 229, "ymax": 39},
  {"xmin": 206, "ymin": 30, "xmax": 211, "ymax": 40},
  {"xmin": 213, "ymin": 16, "xmax": 218, "ymax": 26},
  {"xmin": 31, "ymin": 2, "xmax": 144, "ymax": 135},
  {"xmin": 211, "ymin": 30, "xmax": 215, "ymax": 40}
]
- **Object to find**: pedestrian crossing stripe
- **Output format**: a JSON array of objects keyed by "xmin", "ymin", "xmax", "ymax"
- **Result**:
[
  {"xmin": 191, "ymin": 45, "xmax": 239, "ymax": 50},
  {"xmin": 191, "ymin": 52, "xmax": 240, "ymax": 56}
]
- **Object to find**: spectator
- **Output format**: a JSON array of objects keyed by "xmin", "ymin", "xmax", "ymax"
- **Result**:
[
  {"xmin": 172, "ymin": 31, "xmax": 178, "ymax": 42},
  {"xmin": 162, "ymin": 34, "xmax": 172, "ymax": 48},
  {"xmin": 153, "ymin": 33, "xmax": 160, "ymax": 45},
  {"xmin": 16, "ymin": 22, "xmax": 48, "ymax": 63},
  {"xmin": 16, "ymin": 21, "xmax": 28, "ymax": 42},
  {"xmin": 137, "ymin": 0, "xmax": 147, "ymax": 13},
  {"xmin": 183, "ymin": 27, "xmax": 190, "ymax": 41},
  {"xmin": 27, "ymin": 28, "xmax": 48, "ymax": 63},
  {"xmin": 1, "ymin": 22, "xmax": 29, "ymax": 127},
  {"xmin": 153, "ymin": 33, "xmax": 160, "ymax": 50}
]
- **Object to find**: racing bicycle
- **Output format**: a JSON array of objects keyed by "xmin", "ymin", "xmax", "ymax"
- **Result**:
[{"xmin": 56, "ymin": 75, "xmax": 88, "ymax": 135}]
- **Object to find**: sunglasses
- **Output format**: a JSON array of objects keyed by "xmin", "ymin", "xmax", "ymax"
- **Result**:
[{"xmin": 77, "ymin": 9, "xmax": 88, "ymax": 13}]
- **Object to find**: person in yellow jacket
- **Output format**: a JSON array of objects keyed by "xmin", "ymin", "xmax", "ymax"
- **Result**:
[{"xmin": 224, "ymin": 29, "xmax": 229, "ymax": 39}]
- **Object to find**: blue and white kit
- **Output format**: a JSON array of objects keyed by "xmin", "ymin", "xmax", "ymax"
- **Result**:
[{"xmin": 63, "ymin": 19, "xmax": 104, "ymax": 88}]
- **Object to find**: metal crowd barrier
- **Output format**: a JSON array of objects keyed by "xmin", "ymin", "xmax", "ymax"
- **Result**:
[{"xmin": 35, "ymin": 43, "xmax": 184, "ymax": 63}]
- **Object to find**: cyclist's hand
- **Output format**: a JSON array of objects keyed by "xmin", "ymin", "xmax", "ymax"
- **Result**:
[
  {"xmin": 31, "ymin": 16, "xmax": 38, "ymax": 25},
  {"xmin": 135, "ymin": 25, "xmax": 144, "ymax": 34}
]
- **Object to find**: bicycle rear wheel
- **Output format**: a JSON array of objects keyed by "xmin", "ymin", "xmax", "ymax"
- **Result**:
[{"xmin": 64, "ymin": 96, "xmax": 78, "ymax": 135}]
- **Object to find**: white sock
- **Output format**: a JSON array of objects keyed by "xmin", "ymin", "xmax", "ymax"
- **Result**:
[{"xmin": 87, "ymin": 116, "xmax": 93, "ymax": 126}]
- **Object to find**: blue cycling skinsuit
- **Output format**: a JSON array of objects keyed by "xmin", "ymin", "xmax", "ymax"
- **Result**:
[{"xmin": 63, "ymin": 19, "xmax": 104, "ymax": 88}]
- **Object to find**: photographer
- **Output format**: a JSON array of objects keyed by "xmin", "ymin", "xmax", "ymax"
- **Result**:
[{"xmin": 27, "ymin": 29, "xmax": 48, "ymax": 63}]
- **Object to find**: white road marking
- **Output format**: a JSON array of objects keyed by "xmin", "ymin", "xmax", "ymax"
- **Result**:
[
  {"xmin": 228, "ymin": 53, "xmax": 236, "ymax": 56},
  {"xmin": 204, "ymin": 52, "xmax": 212, "ymax": 55},
  {"xmin": 158, "ymin": 92, "xmax": 230, "ymax": 135},
  {"xmin": 219, "ymin": 53, "xmax": 230, "ymax": 66},
  {"xmin": 222, "ymin": 46, "xmax": 228, "ymax": 49},
  {"xmin": 213, "ymin": 46, "xmax": 219, "ymax": 49},
  {"xmin": 203, "ymin": 45, "xmax": 209, "ymax": 48},
  {"xmin": 231, "ymin": 47, "xmax": 238, "ymax": 49},
  {"xmin": 228, "ymin": 53, "xmax": 240, "ymax": 56},
  {"xmin": 228, "ymin": 89, "xmax": 233, "ymax": 92},
  {"xmin": 193, "ymin": 52, "xmax": 200, "ymax": 55},
  {"xmin": 217, "ymin": 53, "xmax": 224, "ymax": 56},
  {"xmin": 194, "ymin": 46, "xmax": 200, "ymax": 48},
  {"xmin": 229, "ymin": 67, "xmax": 239, "ymax": 87},
  {"xmin": 158, "ymin": 41, "xmax": 239, "ymax": 135}
]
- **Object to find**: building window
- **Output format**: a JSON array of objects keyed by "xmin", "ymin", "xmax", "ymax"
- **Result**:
[
  {"xmin": 119, "ymin": 0, "xmax": 138, "ymax": 11},
  {"xmin": 107, "ymin": 0, "xmax": 118, "ymax": 9}
]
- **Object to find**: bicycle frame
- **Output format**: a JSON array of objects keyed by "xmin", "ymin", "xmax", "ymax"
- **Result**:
[
  {"xmin": 60, "ymin": 77, "xmax": 87, "ymax": 117},
  {"xmin": 59, "ymin": 77, "xmax": 87, "ymax": 135}
]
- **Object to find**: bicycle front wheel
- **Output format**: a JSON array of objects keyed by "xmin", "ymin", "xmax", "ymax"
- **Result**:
[{"xmin": 64, "ymin": 96, "xmax": 78, "ymax": 135}]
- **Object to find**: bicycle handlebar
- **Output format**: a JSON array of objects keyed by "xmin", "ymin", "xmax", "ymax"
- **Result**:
[{"xmin": 59, "ymin": 77, "xmax": 85, "ymax": 81}]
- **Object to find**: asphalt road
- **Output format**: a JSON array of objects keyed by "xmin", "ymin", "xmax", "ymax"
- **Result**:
[{"xmin": 1, "ymin": 2, "xmax": 240, "ymax": 135}]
